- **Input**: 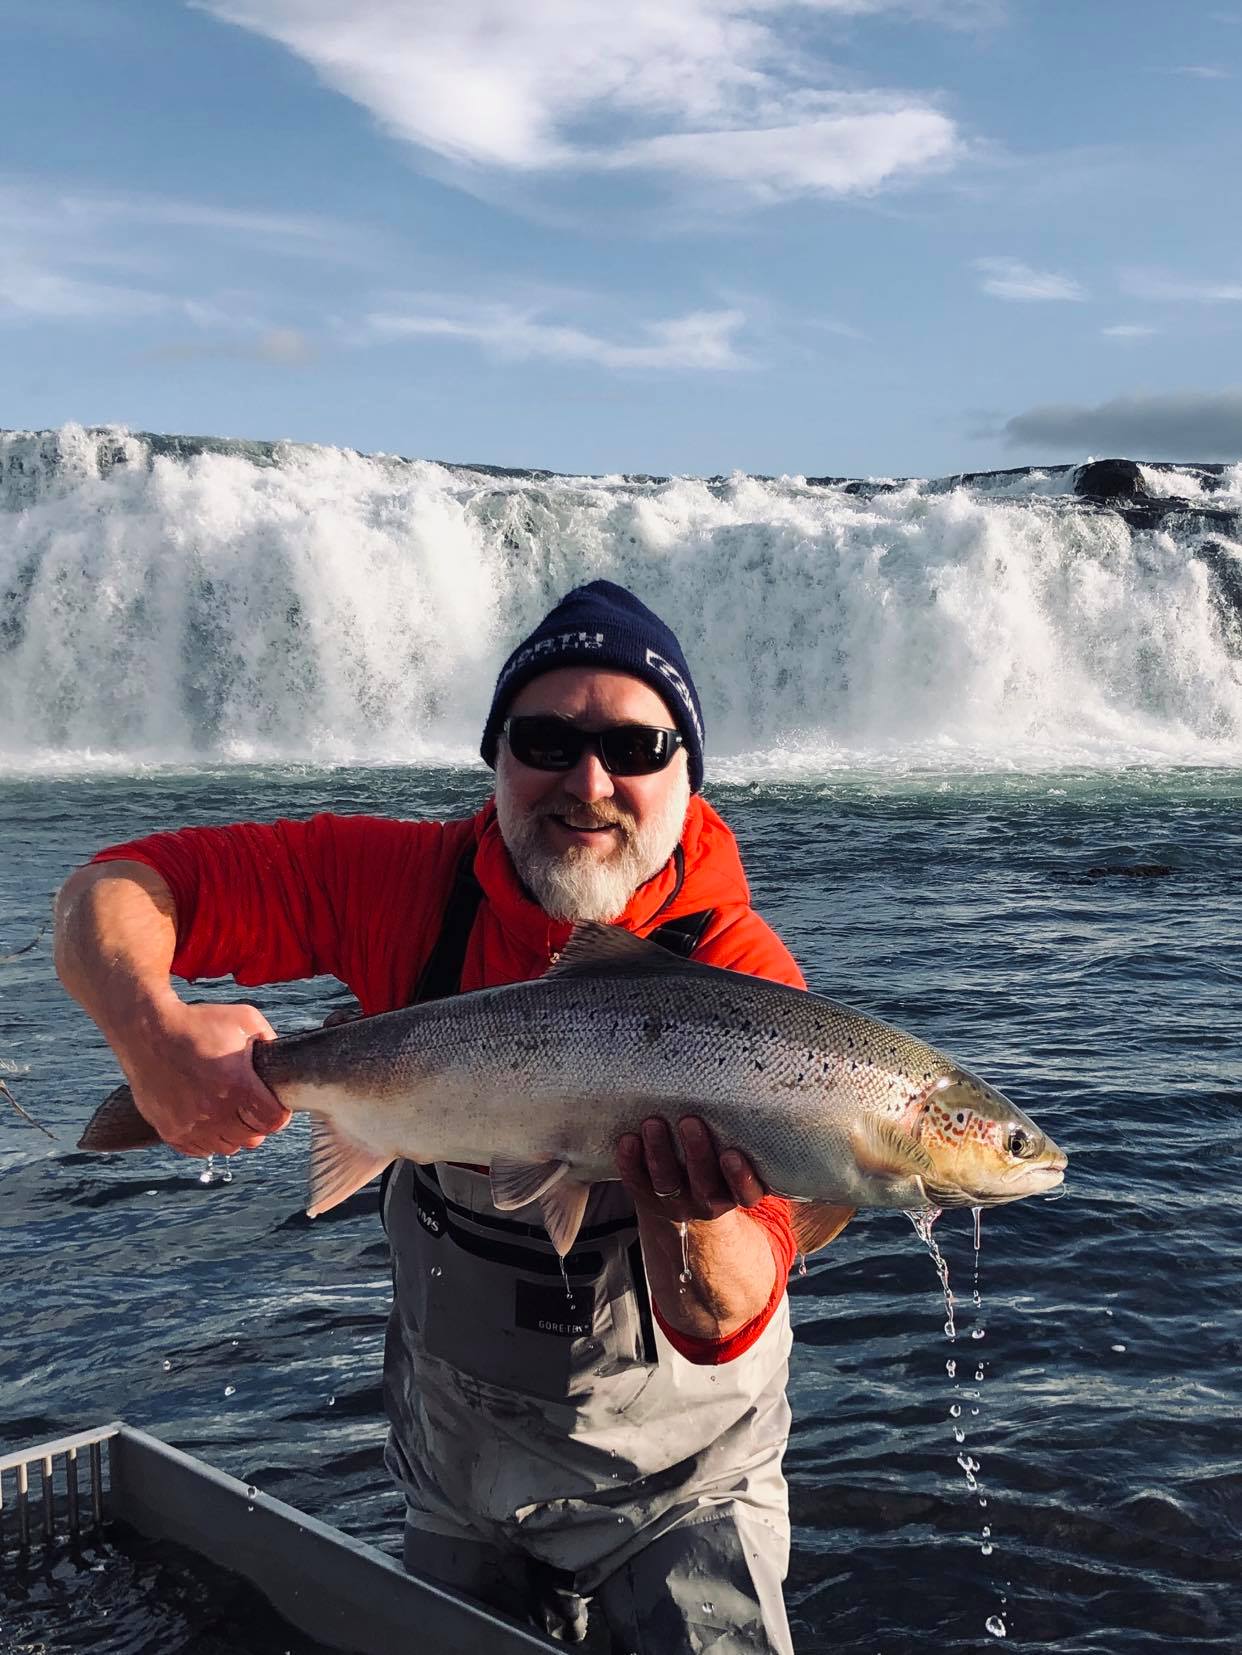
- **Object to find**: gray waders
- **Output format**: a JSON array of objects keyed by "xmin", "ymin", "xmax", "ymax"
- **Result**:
[{"xmin": 381, "ymin": 855, "xmax": 796, "ymax": 1652}]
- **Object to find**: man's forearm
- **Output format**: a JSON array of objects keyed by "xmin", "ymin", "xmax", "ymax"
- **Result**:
[
  {"xmin": 54, "ymin": 861, "xmax": 182, "ymax": 1050},
  {"xmin": 638, "ymin": 1207, "xmax": 778, "ymax": 1343}
]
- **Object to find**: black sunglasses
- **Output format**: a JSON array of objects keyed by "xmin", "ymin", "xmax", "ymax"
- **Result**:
[{"xmin": 502, "ymin": 716, "xmax": 685, "ymax": 776}]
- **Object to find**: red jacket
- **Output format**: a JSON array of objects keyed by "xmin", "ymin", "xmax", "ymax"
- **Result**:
[{"xmin": 96, "ymin": 795, "xmax": 802, "ymax": 1361}]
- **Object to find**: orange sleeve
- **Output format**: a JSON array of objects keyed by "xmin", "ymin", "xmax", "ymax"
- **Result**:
[
  {"xmin": 653, "ymin": 1192, "xmax": 798, "ymax": 1365},
  {"xmin": 92, "ymin": 814, "xmax": 470, "ymax": 1012}
]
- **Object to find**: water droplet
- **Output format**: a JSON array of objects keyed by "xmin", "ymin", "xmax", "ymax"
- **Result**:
[
  {"xmin": 953, "ymin": 1427, "xmax": 965, "ymax": 1443},
  {"xmin": 1110, "ymin": 1343, "xmax": 1127, "ymax": 1353},
  {"xmin": 982, "ymin": 1526, "xmax": 991, "ymax": 1538},
  {"xmin": 224, "ymin": 1384, "xmax": 236, "ymax": 1397},
  {"xmin": 430, "ymin": 1266, "xmax": 443, "ymax": 1278},
  {"xmin": 246, "ymin": 1503, "xmax": 255, "ymax": 1514},
  {"xmin": 161, "ymin": 1359, "xmax": 172, "ymax": 1372},
  {"xmin": 971, "ymin": 1327, "xmax": 986, "ymax": 1340},
  {"xmin": 676, "ymin": 1220, "xmax": 692, "ymax": 1286},
  {"xmin": 981, "ymin": 1541, "xmax": 994, "ymax": 1556},
  {"xmin": 975, "ymin": 1367, "xmax": 984, "ymax": 1382},
  {"xmin": 797, "ymin": 1253, "xmax": 807, "ymax": 1278},
  {"xmin": 145, "ymin": 1189, "xmax": 157, "ymax": 1196},
  {"xmin": 221, "ymin": 1166, "xmax": 233, "ymax": 1184},
  {"xmin": 949, "ymin": 1404, "xmax": 961, "ymax": 1417},
  {"xmin": 246, "ymin": 1485, "xmax": 258, "ymax": 1499},
  {"xmin": 945, "ymin": 1359, "xmax": 957, "ymax": 1378},
  {"xmin": 971, "ymin": 1407, "xmax": 979, "ymax": 1416},
  {"xmin": 700, "ymin": 1602, "xmax": 714, "ymax": 1615},
  {"xmin": 198, "ymin": 1155, "xmax": 216, "ymax": 1185},
  {"xmin": 985, "ymin": 1614, "xmax": 1006, "ymax": 1637},
  {"xmin": 327, "ymin": 1394, "xmax": 336, "ymax": 1407}
]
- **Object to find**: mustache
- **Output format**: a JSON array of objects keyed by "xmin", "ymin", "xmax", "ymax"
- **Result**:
[{"xmin": 536, "ymin": 800, "xmax": 635, "ymax": 833}]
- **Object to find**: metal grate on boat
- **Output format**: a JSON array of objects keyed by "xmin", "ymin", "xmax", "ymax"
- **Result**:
[{"xmin": 0, "ymin": 1423, "xmax": 116, "ymax": 1553}]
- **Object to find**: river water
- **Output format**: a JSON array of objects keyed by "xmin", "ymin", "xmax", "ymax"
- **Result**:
[{"xmin": 2, "ymin": 763, "xmax": 1239, "ymax": 1652}]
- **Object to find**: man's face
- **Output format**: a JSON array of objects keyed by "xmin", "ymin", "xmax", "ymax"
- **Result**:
[{"xmin": 495, "ymin": 667, "xmax": 692, "ymax": 924}]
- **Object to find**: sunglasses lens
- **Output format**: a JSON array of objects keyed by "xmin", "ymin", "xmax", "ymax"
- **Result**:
[
  {"xmin": 504, "ymin": 718, "xmax": 680, "ymax": 775},
  {"xmin": 506, "ymin": 718, "xmax": 583, "ymax": 770},
  {"xmin": 597, "ymin": 726, "xmax": 672, "ymax": 775}
]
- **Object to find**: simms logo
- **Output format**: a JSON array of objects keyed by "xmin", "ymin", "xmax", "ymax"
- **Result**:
[
  {"xmin": 497, "ymin": 630, "xmax": 605, "ymax": 690},
  {"xmin": 645, "ymin": 649, "xmax": 703, "ymax": 743}
]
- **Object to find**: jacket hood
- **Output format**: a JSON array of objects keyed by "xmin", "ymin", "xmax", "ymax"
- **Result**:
[{"xmin": 470, "ymin": 793, "xmax": 751, "ymax": 960}]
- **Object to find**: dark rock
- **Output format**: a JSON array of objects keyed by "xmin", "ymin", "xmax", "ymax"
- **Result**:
[{"xmin": 1073, "ymin": 459, "xmax": 1148, "ymax": 503}]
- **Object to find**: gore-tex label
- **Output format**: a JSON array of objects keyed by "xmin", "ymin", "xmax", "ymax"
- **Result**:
[{"xmin": 515, "ymin": 1279, "xmax": 594, "ymax": 1339}]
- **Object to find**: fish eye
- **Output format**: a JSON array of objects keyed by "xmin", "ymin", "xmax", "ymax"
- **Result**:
[{"xmin": 1007, "ymin": 1128, "xmax": 1032, "ymax": 1158}]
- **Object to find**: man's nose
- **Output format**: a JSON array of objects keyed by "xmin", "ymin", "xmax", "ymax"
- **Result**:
[{"xmin": 563, "ymin": 749, "xmax": 614, "ymax": 803}]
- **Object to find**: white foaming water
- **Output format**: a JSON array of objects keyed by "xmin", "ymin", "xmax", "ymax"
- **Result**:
[{"xmin": 2, "ymin": 424, "xmax": 1241, "ymax": 775}]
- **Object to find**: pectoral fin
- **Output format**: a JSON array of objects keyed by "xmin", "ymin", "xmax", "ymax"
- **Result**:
[
  {"xmin": 78, "ymin": 1085, "xmax": 161, "ymax": 1152},
  {"xmin": 306, "ymin": 1117, "xmax": 390, "ymax": 1216},
  {"xmin": 489, "ymin": 1156, "xmax": 592, "ymax": 1255},
  {"xmin": 490, "ymin": 1155, "xmax": 571, "ymax": 1211},
  {"xmin": 790, "ymin": 1202, "xmax": 856, "ymax": 1255},
  {"xmin": 849, "ymin": 1116, "xmax": 937, "ymax": 1182}
]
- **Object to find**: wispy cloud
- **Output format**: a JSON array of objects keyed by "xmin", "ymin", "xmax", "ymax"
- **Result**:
[
  {"xmin": 1101, "ymin": 324, "xmax": 1159, "ymax": 339},
  {"xmin": 997, "ymin": 390, "xmax": 1242, "ymax": 459},
  {"xmin": 1122, "ymin": 269, "xmax": 1242, "ymax": 303},
  {"xmin": 366, "ymin": 300, "xmax": 747, "ymax": 371},
  {"xmin": 1168, "ymin": 64, "xmax": 1232, "ymax": 78},
  {"xmin": 196, "ymin": 1, "xmax": 967, "ymax": 203},
  {"xmin": 975, "ymin": 256, "xmax": 1086, "ymax": 301}
]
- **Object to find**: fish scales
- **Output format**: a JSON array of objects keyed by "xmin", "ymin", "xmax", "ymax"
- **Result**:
[{"xmin": 78, "ymin": 922, "xmax": 1066, "ymax": 1250}]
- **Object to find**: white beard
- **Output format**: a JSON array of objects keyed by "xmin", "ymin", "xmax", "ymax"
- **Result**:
[{"xmin": 497, "ymin": 769, "xmax": 691, "ymax": 924}]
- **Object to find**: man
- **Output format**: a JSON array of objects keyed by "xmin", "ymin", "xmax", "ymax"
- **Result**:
[{"xmin": 55, "ymin": 581, "xmax": 835, "ymax": 1653}]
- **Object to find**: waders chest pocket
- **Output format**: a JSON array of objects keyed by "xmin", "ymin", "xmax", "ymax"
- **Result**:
[{"xmin": 515, "ymin": 1279, "xmax": 595, "ymax": 1338}]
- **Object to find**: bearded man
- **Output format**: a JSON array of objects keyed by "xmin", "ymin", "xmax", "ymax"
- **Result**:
[{"xmin": 55, "ymin": 581, "xmax": 835, "ymax": 1654}]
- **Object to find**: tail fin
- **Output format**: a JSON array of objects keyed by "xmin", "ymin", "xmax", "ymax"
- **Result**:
[{"xmin": 78, "ymin": 1084, "xmax": 161, "ymax": 1152}]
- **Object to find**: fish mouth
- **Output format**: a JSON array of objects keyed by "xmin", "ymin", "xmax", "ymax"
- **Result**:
[{"xmin": 923, "ymin": 1158, "xmax": 1067, "ymax": 1210}]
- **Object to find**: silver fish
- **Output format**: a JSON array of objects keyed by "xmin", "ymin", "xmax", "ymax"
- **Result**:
[{"xmin": 79, "ymin": 923, "xmax": 1067, "ymax": 1255}]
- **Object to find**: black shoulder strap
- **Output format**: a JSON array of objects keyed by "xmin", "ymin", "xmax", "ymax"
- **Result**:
[
  {"xmin": 414, "ymin": 845, "xmax": 484, "ymax": 1003},
  {"xmin": 648, "ymin": 908, "xmax": 714, "ymax": 960}
]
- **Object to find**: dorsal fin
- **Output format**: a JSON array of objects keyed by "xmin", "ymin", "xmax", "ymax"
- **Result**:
[{"xmin": 546, "ymin": 921, "xmax": 720, "ymax": 980}]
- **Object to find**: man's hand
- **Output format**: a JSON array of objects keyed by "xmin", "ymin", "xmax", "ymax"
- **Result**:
[
  {"xmin": 115, "ymin": 999, "xmax": 289, "ymax": 1159},
  {"xmin": 617, "ymin": 1115, "xmax": 778, "ymax": 1342},
  {"xmin": 616, "ymin": 1114, "xmax": 765, "ymax": 1225}
]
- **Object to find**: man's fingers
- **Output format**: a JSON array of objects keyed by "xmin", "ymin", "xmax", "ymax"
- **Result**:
[
  {"xmin": 678, "ymin": 1117, "xmax": 731, "ymax": 1209},
  {"xmin": 719, "ymin": 1149, "xmax": 766, "ymax": 1208},
  {"xmin": 236, "ymin": 1095, "xmax": 290, "ymax": 1136},
  {"xmin": 641, "ymin": 1118, "xmax": 684, "ymax": 1198}
]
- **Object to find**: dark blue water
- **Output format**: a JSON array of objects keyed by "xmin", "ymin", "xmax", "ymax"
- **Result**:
[{"xmin": 2, "ymin": 765, "xmax": 1239, "ymax": 1652}]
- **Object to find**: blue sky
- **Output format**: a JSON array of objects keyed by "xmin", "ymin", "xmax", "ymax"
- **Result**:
[{"xmin": 3, "ymin": 0, "xmax": 1241, "ymax": 475}]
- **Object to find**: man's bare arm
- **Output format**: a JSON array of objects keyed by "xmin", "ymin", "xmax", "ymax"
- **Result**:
[
  {"xmin": 617, "ymin": 1115, "xmax": 782, "ymax": 1344},
  {"xmin": 54, "ymin": 861, "xmax": 289, "ymax": 1157}
]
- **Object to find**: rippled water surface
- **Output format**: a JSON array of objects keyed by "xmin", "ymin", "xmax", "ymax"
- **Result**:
[{"xmin": 2, "ymin": 766, "xmax": 1239, "ymax": 1652}]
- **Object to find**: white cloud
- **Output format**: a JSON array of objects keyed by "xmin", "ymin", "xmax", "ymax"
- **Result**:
[
  {"xmin": 975, "ymin": 257, "xmax": 1086, "ymax": 301},
  {"xmin": 1170, "ymin": 64, "xmax": 1232, "ymax": 78},
  {"xmin": 195, "ymin": 0, "xmax": 966, "ymax": 201},
  {"xmin": 1101, "ymin": 324, "xmax": 1158, "ymax": 339},
  {"xmin": 0, "ymin": 258, "xmax": 177, "ymax": 320},
  {"xmin": 1122, "ymin": 269, "xmax": 1242, "ymax": 303},
  {"xmin": 367, "ymin": 301, "xmax": 747, "ymax": 371},
  {"xmin": 615, "ymin": 101, "xmax": 957, "ymax": 200}
]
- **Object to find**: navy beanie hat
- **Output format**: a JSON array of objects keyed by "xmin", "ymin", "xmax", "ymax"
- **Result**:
[{"xmin": 480, "ymin": 580, "xmax": 705, "ymax": 791}]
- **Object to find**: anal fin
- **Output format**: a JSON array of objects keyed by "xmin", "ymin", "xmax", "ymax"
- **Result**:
[
  {"xmin": 307, "ymin": 1116, "xmax": 391, "ymax": 1217},
  {"xmin": 790, "ymin": 1202, "xmax": 855, "ymax": 1256}
]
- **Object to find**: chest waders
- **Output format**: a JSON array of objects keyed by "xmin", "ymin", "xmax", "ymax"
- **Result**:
[{"xmin": 381, "ymin": 849, "xmax": 796, "ymax": 1653}]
